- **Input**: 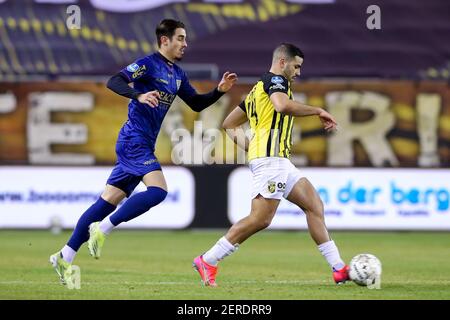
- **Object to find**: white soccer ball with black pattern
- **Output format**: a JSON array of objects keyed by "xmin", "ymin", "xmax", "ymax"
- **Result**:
[{"xmin": 349, "ymin": 254, "xmax": 382, "ymax": 286}]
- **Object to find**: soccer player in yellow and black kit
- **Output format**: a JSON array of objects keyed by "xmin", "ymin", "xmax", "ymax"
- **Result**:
[{"xmin": 193, "ymin": 43, "xmax": 350, "ymax": 286}]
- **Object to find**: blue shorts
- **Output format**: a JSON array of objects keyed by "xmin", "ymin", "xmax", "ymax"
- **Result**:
[{"xmin": 106, "ymin": 140, "xmax": 162, "ymax": 197}]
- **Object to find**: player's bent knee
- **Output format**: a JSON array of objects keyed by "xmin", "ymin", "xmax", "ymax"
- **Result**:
[
  {"xmin": 259, "ymin": 218, "xmax": 272, "ymax": 230},
  {"xmin": 312, "ymin": 202, "xmax": 325, "ymax": 218},
  {"xmin": 304, "ymin": 198, "xmax": 324, "ymax": 218},
  {"xmin": 252, "ymin": 215, "xmax": 273, "ymax": 230},
  {"xmin": 316, "ymin": 198, "xmax": 325, "ymax": 213},
  {"xmin": 132, "ymin": 187, "xmax": 168, "ymax": 213},
  {"xmin": 247, "ymin": 213, "xmax": 272, "ymax": 232},
  {"xmin": 146, "ymin": 186, "xmax": 168, "ymax": 205},
  {"xmin": 101, "ymin": 185, "xmax": 127, "ymax": 206}
]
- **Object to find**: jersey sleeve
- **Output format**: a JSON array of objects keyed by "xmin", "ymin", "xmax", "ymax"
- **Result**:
[
  {"xmin": 263, "ymin": 74, "xmax": 289, "ymax": 96},
  {"xmin": 177, "ymin": 70, "xmax": 197, "ymax": 101},
  {"xmin": 238, "ymin": 100, "xmax": 246, "ymax": 112},
  {"xmin": 120, "ymin": 56, "xmax": 150, "ymax": 82}
]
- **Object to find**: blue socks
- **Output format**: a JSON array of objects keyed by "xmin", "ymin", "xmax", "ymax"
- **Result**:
[
  {"xmin": 67, "ymin": 197, "xmax": 116, "ymax": 251},
  {"xmin": 66, "ymin": 187, "xmax": 167, "ymax": 252},
  {"xmin": 109, "ymin": 186, "xmax": 167, "ymax": 226}
]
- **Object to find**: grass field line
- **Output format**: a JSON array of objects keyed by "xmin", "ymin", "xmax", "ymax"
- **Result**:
[
  {"xmin": 0, "ymin": 280, "xmax": 297, "ymax": 285},
  {"xmin": 2, "ymin": 279, "xmax": 450, "ymax": 286},
  {"xmin": 0, "ymin": 280, "xmax": 325, "ymax": 286}
]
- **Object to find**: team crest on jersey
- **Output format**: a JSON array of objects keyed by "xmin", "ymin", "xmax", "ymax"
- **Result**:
[
  {"xmin": 126, "ymin": 63, "xmax": 139, "ymax": 72},
  {"xmin": 268, "ymin": 181, "xmax": 276, "ymax": 193},
  {"xmin": 176, "ymin": 79, "xmax": 181, "ymax": 90},
  {"xmin": 271, "ymin": 76, "xmax": 284, "ymax": 84}
]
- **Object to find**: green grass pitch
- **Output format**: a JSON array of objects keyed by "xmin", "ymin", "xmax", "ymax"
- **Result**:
[{"xmin": 0, "ymin": 230, "xmax": 449, "ymax": 300}]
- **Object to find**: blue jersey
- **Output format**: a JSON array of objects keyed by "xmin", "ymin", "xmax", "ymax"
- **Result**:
[{"xmin": 118, "ymin": 52, "xmax": 197, "ymax": 151}]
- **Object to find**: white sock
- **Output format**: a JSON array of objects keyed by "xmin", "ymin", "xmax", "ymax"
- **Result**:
[
  {"xmin": 61, "ymin": 245, "xmax": 76, "ymax": 264},
  {"xmin": 99, "ymin": 217, "xmax": 115, "ymax": 235},
  {"xmin": 203, "ymin": 236, "xmax": 239, "ymax": 266},
  {"xmin": 318, "ymin": 240, "xmax": 345, "ymax": 271}
]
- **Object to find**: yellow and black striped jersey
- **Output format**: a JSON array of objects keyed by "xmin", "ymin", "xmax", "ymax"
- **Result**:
[{"xmin": 239, "ymin": 72, "xmax": 294, "ymax": 161}]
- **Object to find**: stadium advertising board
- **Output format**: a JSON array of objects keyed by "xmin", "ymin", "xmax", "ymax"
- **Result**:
[
  {"xmin": 228, "ymin": 167, "xmax": 450, "ymax": 230},
  {"xmin": 0, "ymin": 81, "xmax": 449, "ymax": 168},
  {"xmin": 0, "ymin": 166, "xmax": 194, "ymax": 229}
]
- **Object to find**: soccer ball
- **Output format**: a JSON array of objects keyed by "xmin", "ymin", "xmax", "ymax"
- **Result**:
[{"xmin": 349, "ymin": 253, "xmax": 382, "ymax": 287}]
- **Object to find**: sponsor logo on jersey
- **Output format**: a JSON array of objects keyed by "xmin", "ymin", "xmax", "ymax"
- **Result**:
[
  {"xmin": 157, "ymin": 90, "xmax": 177, "ymax": 107},
  {"xmin": 271, "ymin": 76, "xmax": 284, "ymax": 84},
  {"xmin": 270, "ymin": 83, "xmax": 286, "ymax": 90},
  {"xmin": 143, "ymin": 159, "xmax": 158, "ymax": 165},
  {"xmin": 176, "ymin": 79, "xmax": 181, "ymax": 90},
  {"xmin": 277, "ymin": 182, "xmax": 286, "ymax": 191},
  {"xmin": 131, "ymin": 65, "xmax": 147, "ymax": 79},
  {"xmin": 126, "ymin": 63, "xmax": 139, "ymax": 72}
]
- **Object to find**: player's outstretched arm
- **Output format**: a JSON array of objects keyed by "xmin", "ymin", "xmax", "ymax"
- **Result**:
[
  {"xmin": 270, "ymin": 92, "xmax": 337, "ymax": 132},
  {"xmin": 317, "ymin": 109, "xmax": 338, "ymax": 132},
  {"xmin": 179, "ymin": 72, "xmax": 238, "ymax": 112},
  {"xmin": 223, "ymin": 106, "xmax": 249, "ymax": 151},
  {"xmin": 217, "ymin": 72, "xmax": 238, "ymax": 93}
]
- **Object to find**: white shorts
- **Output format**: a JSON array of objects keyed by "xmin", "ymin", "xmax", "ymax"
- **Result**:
[{"xmin": 249, "ymin": 157, "xmax": 303, "ymax": 200}]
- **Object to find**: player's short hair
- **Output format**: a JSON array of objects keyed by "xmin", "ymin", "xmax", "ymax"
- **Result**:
[
  {"xmin": 156, "ymin": 19, "xmax": 185, "ymax": 47},
  {"xmin": 273, "ymin": 43, "xmax": 304, "ymax": 62}
]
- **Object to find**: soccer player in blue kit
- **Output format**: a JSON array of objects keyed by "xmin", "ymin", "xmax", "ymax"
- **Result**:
[{"xmin": 50, "ymin": 19, "xmax": 237, "ymax": 286}]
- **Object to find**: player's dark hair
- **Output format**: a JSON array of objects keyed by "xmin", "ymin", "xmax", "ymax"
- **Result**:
[
  {"xmin": 156, "ymin": 19, "xmax": 185, "ymax": 47},
  {"xmin": 273, "ymin": 43, "xmax": 304, "ymax": 61}
]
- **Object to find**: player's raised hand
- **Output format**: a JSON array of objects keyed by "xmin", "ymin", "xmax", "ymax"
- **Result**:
[
  {"xmin": 138, "ymin": 91, "xmax": 160, "ymax": 108},
  {"xmin": 217, "ymin": 71, "xmax": 238, "ymax": 93},
  {"xmin": 318, "ymin": 109, "xmax": 338, "ymax": 132}
]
